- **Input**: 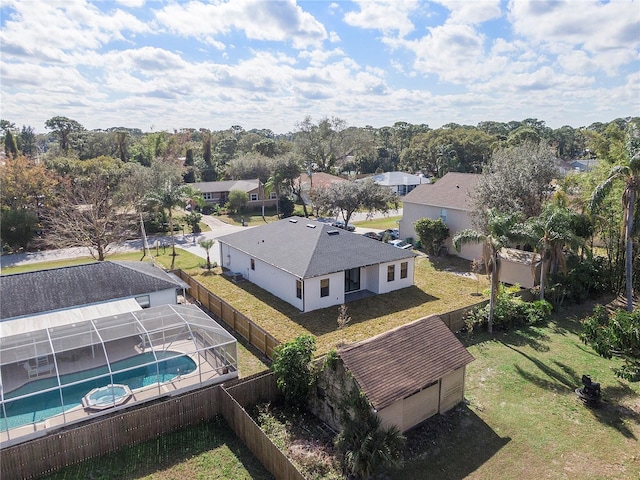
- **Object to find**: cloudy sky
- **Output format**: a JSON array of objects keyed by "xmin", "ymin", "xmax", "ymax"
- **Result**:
[{"xmin": 1, "ymin": 0, "xmax": 638, "ymax": 134}]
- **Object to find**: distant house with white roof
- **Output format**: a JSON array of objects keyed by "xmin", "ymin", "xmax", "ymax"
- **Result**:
[
  {"xmin": 216, "ymin": 217, "xmax": 417, "ymax": 312},
  {"xmin": 369, "ymin": 171, "xmax": 430, "ymax": 196}
]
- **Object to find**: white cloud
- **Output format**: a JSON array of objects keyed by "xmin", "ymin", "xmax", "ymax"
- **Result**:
[
  {"xmin": 343, "ymin": 0, "xmax": 420, "ymax": 37},
  {"xmin": 508, "ymin": 0, "xmax": 640, "ymax": 73},
  {"xmin": 154, "ymin": 0, "xmax": 327, "ymax": 49},
  {"xmin": 115, "ymin": 0, "xmax": 145, "ymax": 7},
  {"xmin": 435, "ymin": 0, "xmax": 502, "ymax": 25}
]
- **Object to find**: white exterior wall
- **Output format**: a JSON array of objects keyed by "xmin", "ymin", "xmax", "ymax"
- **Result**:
[
  {"xmin": 376, "ymin": 258, "xmax": 415, "ymax": 294},
  {"xmin": 147, "ymin": 289, "xmax": 178, "ymax": 307},
  {"xmin": 399, "ymin": 202, "xmax": 482, "ymax": 261},
  {"xmin": 219, "ymin": 243, "xmax": 304, "ymax": 310},
  {"xmin": 499, "ymin": 259, "xmax": 539, "ymax": 289},
  {"xmin": 303, "ymin": 272, "xmax": 345, "ymax": 312},
  {"xmin": 361, "ymin": 264, "xmax": 379, "ymax": 292}
]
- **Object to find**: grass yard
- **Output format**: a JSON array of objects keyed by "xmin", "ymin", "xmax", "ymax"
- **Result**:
[
  {"xmin": 183, "ymin": 254, "xmax": 490, "ymax": 355},
  {"xmin": 351, "ymin": 215, "xmax": 402, "ymax": 230},
  {"xmin": 388, "ymin": 299, "xmax": 640, "ymax": 479},
  {"xmin": 40, "ymin": 416, "xmax": 274, "ymax": 480}
]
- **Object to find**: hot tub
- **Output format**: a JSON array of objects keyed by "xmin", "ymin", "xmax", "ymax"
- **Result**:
[{"xmin": 82, "ymin": 384, "xmax": 132, "ymax": 410}]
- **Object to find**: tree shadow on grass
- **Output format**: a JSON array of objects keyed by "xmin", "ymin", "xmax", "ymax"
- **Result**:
[
  {"xmin": 508, "ymin": 344, "xmax": 639, "ymax": 440},
  {"xmin": 463, "ymin": 325, "xmax": 552, "ymax": 352},
  {"xmin": 389, "ymin": 405, "xmax": 510, "ymax": 480},
  {"xmin": 42, "ymin": 416, "xmax": 274, "ymax": 480}
]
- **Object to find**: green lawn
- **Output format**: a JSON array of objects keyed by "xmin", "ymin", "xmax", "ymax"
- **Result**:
[
  {"xmin": 389, "ymin": 300, "xmax": 640, "ymax": 479},
  {"xmin": 41, "ymin": 417, "xmax": 274, "ymax": 480},
  {"xmin": 183, "ymin": 254, "xmax": 490, "ymax": 355},
  {"xmin": 351, "ymin": 215, "xmax": 402, "ymax": 230}
]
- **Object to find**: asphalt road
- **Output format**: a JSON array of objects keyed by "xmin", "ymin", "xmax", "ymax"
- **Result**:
[{"xmin": 0, "ymin": 209, "xmax": 402, "ymax": 269}]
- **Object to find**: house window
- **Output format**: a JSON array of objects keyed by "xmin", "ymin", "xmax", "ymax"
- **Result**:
[
  {"xmin": 203, "ymin": 192, "xmax": 213, "ymax": 201},
  {"xmin": 250, "ymin": 193, "xmax": 258, "ymax": 201},
  {"xmin": 135, "ymin": 295, "xmax": 150, "ymax": 309},
  {"xmin": 440, "ymin": 208, "xmax": 447, "ymax": 222},
  {"xmin": 320, "ymin": 278, "xmax": 330, "ymax": 297},
  {"xmin": 250, "ymin": 258, "xmax": 255, "ymax": 270},
  {"xmin": 387, "ymin": 265, "xmax": 395, "ymax": 282},
  {"xmin": 296, "ymin": 280, "xmax": 302, "ymax": 299},
  {"xmin": 270, "ymin": 192, "xmax": 277, "ymax": 199},
  {"xmin": 400, "ymin": 261, "xmax": 408, "ymax": 279}
]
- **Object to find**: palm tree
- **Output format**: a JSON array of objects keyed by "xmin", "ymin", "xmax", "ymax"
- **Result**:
[
  {"xmin": 199, "ymin": 239, "xmax": 215, "ymax": 271},
  {"xmin": 263, "ymin": 173, "xmax": 281, "ymax": 219},
  {"xmin": 589, "ymin": 125, "xmax": 640, "ymax": 312},
  {"xmin": 453, "ymin": 209, "xmax": 520, "ymax": 333},
  {"xmin": 519, "ymin": 203, "xmax": 582, "ymax": 301},
  {"xmin": 145, "ymin": 181, "xmax": 195, "ymax": 269}
]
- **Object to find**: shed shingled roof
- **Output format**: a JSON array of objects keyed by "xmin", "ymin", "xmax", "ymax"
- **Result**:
[
  {"xmin": 338, "ymin": 315, "xmax": 474, "ymax": 410},
  {"xmin": 402, "ymin": 172, "xmax": 480, "ymax": 211},
  {"xmin": 0, "ymin": 261, "xmax": 186, "ymax": 320},
  {"xmin": 216, "ymin": 216, "xmax": 416, "ymax": 279}
]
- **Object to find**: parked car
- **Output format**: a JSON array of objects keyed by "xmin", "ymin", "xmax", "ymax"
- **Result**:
[
  {"xmin": 389, "ymin": 239, "xmax": 412, "ymax": 250},
  {"xmin": 332, "ymin": 220, "xmax": 356, "ymax": 231},
  {"xmin": 363, "ymin": 231, "xmax": 382, "ymax": 241},
  {"xmin": 382, "ymin": 228, "xmax": 399, "ymax": 240}
]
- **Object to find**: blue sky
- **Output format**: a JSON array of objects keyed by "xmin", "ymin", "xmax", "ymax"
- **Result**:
[{"xmin": 1, "ymin": 0, "xmax": 638, "ymax": 134}]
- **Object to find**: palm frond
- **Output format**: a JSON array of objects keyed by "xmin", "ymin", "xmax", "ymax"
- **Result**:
[{"xmin": 452, "ymin": 229, "xmax": 485, "ymax": 252}]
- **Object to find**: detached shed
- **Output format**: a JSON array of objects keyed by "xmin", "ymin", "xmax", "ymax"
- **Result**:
[
  {"xmin": 338, "ymin": 315, "xmax": 474, "ymax": 432},
  {"xmin": 498, "ymin": 248, "xmax": 541, "ymax": 289}
]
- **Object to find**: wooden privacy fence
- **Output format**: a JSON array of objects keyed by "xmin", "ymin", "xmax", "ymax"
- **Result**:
[
  {"xmin": 0, "ymin": 373, "xmax": 304, "ymax": 480},
  {"xmin": 219, "ymin": 372, "xmax": 306, "ymax": 480},
  {"xmin": 439, "ymin": 300, "xmax": 489, "ymax": 332},
  {"xmin": 174, "ymin": 270, "xmax": 280, "ymax": 360}
]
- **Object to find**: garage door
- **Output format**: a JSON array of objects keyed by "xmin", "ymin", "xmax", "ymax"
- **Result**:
[{"xmin": 402, "ymin": 382, "xmax": 439, "ymax": 431}]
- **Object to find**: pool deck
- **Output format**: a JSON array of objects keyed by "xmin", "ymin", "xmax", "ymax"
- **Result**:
[{"xmin": 1, "ymin": 339, "xmax": 235, "ymax": 445}]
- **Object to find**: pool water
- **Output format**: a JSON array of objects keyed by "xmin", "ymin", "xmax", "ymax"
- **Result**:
[{"xmin": 1, "ymin": 351, "xmax": 196, "ymax": 431}]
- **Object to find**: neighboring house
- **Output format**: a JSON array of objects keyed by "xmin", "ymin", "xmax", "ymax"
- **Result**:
[
  {"xmin": 337, "ymin": 314, "xmax": 474, "ymax": 432},
  {"xmin": 216, "ymin": 217, "xmax": 417, "ymax": 312},
  {"xmin": 191, "ymin": 179, "xmax": 276, "ymax": 208},
  {"xmin": 370, "ymin": 171, "xmax": 430, "ymax": 196},
  {"xmin": 398, "ymin": 172, "xmax": 482, "ymax": 260},
  {"xmin": 0, "ymin": 261, "xmax": 189, "ymax": 333},
  {"xmin": 498, "ymin": 248, "xmax": 541, "ymax": 289},
  {"xmin": 295, "ymin": 172, "xmax": 348, "ymax": 206}
]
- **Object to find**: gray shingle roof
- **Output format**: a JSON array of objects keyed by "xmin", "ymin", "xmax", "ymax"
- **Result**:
[
  {"xmin": 402, "ymin": 172, "xmax": 480, "ymax": 211},
  {"xmin": 1, "ymin": 261, "xmax": 185, "ymax": 320},
  {"xmin": 338, "ymin": 315, "xmax": 474, "ymax": 410},
  {"xmin": 217, "ymin": 217, "xmax": 416, "ymax": 279}
]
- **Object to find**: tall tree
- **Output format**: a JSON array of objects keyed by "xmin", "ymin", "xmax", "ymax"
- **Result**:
[
  {"xmin": 453, "ymin": 209, "xmax": 521, "ymax": 333},
  {"xmin": 589, "ymin": 123, "xmax": 640, "ymax": 312},
  {"xmin": 518, "ymin": 203, "xmax": 582, "ymax": 301},
  {"xmin": 294, "ymin": 116, "xmax": 347, "ymax": 173},
  {"xmin": 44, "ymin": 116, "xmax": 85, "ymax": 153},
  {"xmin": 311, "ymin": 178, "xmax": 397, "ymax": 227},
  {"xmin": 472, "ymin": 141, "xmax": 557, "ymax": 226},
  {"xmin": 145, "ymin": 181, "xmax": 196, "ymax": 268},
  {"xmin": 4, "ymin": 130, "xmax": 18, "ymax": 157}
]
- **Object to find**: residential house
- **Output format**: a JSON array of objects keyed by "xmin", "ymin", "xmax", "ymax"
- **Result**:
[
  {"xmin": 336, "ymin": 315, "xmax": 474, "ymax": 432},
  {"xmin": 0, "ymin": 261, "xmax": 189, "ymax": 335},
  {"xmin": 216, "ymin": 217, "xmax": 417, "ymax": 312},
  {"xmin": 191, "ymin": 179, "xmax": 276, "ymax": 209},
  {"xmin": 398, "ymin": 172, "xmax": 481, "ymax": 260},
  {"xmin": 294, "ymin": 172, "xmax": 349, "ymax": 206},
  {"xmin": 370, "ymin": 171, "xmax": 430, "ymax": 196}
]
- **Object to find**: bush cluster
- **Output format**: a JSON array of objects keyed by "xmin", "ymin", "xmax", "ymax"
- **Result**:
[{"xmin": 464, "ymin": 286, "xmax": 552, "ymax": 333}]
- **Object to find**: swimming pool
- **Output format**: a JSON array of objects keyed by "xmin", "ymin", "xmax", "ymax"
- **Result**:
[{"xmin": 1, "ymin": 351, "xmax": 196, "ymax": 431}]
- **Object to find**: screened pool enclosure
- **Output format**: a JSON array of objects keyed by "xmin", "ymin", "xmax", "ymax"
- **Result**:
[{"xmin": 0, "ymin": 304, "xmax": 237, "ymax": 445}]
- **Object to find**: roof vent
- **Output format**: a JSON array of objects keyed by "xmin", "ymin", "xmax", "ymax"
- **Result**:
[
  {"xmin": 306, "ymin": 224, "xmax": 316, "ymax": 228},
  {"xmin": 327, "ymin": 230, "xmax": 340, "ymax": 236},
  {"xmin": 289, "ymin": 219, "xmax": 298, "ymax": 223}
]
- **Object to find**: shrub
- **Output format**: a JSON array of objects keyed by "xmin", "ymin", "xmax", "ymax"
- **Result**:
[
  {"xmin": 464, "ymin": 286, "xmax": 552, "ymax": 333},
  {"xmin": 581, "ymin": 306, "xmax": 640, "ymax": 382},
  {"xmin": 271, "ymin": 334, "xmax": 316, "ymax": 408},
  {"xmin": 413, "ymin": 217, "xmax": 449, "ymax": 256}
]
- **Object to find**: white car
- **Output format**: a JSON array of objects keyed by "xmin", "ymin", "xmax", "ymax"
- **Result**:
[{"xmin": 389, "ymin": 239, "xmax": 412, "ymax": 250}]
